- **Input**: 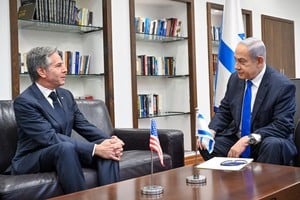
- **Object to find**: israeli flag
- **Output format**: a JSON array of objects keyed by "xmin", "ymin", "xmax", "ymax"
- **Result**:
[
  {"xmin": 197, "ymin": 113, "xmax": 215, "ymax": 154},
  {"xmin": 214, "ymin": 0, "xmax": 245, "ymax": 110}
]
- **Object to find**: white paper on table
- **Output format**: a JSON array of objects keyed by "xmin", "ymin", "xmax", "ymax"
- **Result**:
[{"xmin": 196, "ymin": 157, "xmax": 253, "ymax": 171}]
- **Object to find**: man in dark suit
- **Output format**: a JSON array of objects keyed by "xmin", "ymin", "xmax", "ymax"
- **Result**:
[
  {"xmin": 199, "ymin": 37, "xmax": 297, "ymax": 165},
  {"xmin": 11, "ymin": 47, "xmax": 124, "ymax": 194}
]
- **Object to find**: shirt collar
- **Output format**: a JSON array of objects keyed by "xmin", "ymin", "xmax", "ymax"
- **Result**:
[
  {"xmin": 35, "ymin": 82, "xmax": 55, "ymax": 99},
  {"xmin": 248, "ymin": 64, "xmax": 266, "ymax": 88}
]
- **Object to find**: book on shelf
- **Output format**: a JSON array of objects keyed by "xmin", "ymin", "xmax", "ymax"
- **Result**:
[
  {"xmin": 135, "ymin": 16, "xmax": 182, "ymax": 37},
  {"xmin": 62, "ymin": 51, "xmax": 91, "ymax": 75},
  {"xmin": 18, "ymin": 1, "xmax": 36, "ymax": 20},
  {"xmin": 211, "ymin": 26, "xmax": 222, "ymax": 41},
  {"xmin": 138, "ymin": 94, "xmax": 159, "ymax": 117},
  {"xmin": 76, "ymin": 8, "xmax": 93, "ymax": 26},
  {"xmin": 18, "ymin": 0, "xmax": 93, "ymax": 26},
  {"xmin": 136, "ymin": 55, "xmax": 175, "ymax": 76},
  {"xmin": 19, "ymin": 52, "xmax": 28, "ymax": 74}
]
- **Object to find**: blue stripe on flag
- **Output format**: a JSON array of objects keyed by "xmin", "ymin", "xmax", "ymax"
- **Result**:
[
  {"xmin": 198, "ymin": 129, "xmax": 212, "ymax": 137},
  {"xmin": 218, "ymin": 39, "xmax": 236, "ymax": 73},
  {"xmin": 238, "ymin": 33, "xmax": 246, "ymax": 40}
]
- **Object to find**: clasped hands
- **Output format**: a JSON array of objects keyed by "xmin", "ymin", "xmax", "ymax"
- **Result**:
[{"xmin": 94, "ymin": 135, "xmax": 125, "ymax": 161}]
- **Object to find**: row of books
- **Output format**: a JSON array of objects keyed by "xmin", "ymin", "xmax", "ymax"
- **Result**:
[
  {"xmin": 18, "ymin": 51, "xmax": 91, "ymax": 75},
  {"xmin": 64, "ymin": 51, "xmax": 91, "ymax": 75},
  {"xmin": 18, "ymin": 0, "xmax": 93, "ymax": 26},
  {"xmin": 135, "ymin": 17, "xmax": 182, "ymax": 37},
  {"xmin": 136, "ymin": 55, "xmax": 176, "ymax": 76},
  {"xmin": 138, "ymin": 94, "xmax": 159, "ymax": 118},
  {"xmin": 211, "ymin": 26, "xmax": 222, "ymax": 41}
]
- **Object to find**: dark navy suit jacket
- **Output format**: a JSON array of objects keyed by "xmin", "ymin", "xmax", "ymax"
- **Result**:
[
  {"xmin": 11, "ymin": 83, "xmax": 109, "ymax": 173},
  {"xmin": 210, "ymin": 66, "xmax": 296, "ymax": 144}
]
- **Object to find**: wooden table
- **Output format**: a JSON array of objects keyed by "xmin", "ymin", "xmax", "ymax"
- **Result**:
[{"xmin": 49, "ymin": 163, "xmax": 300, "ymax": 200}]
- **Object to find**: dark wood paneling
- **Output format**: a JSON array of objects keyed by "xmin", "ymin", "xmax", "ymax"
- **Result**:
[
  {"xmin": 9, "ymin": 0, "xmax": 19, "ymax": 99},
  {"xmin": 262, "ymin": 15, "xmax": 295, "ymax": 78}
]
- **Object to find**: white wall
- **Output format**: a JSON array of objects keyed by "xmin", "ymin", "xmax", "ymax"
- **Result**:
[
  {"xmin": 1, "ymin": 1, "xmax": 11, "ymax": 100},
  {"xmin": 111, "ymin": 0, "xmax": 133, "ymax": 128}
]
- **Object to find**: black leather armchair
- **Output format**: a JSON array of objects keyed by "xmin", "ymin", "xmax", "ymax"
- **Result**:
[{"xmin": 0, "ymin": 99, "xmax": 184, "ymax": 200}]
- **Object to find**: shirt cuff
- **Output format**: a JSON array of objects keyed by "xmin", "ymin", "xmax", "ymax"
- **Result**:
[
  {"xmin": 92, "ymin": 144, "xmax": 96, "ymax": 156},
  {"xmin": 251, "ymin": 133, "xmax": 261, "ymax": 143}
]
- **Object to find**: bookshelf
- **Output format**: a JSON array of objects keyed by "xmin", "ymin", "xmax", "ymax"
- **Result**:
[
  {"xmin": 129, "ymin": 0, "xmax": 197, "ymax": 150},
  {"xmin": 9, "ymin": 0, "xmax": 115, "ymax": 124},
  {"xmin": 206, "ymin": 2, "xmax": 252, "ymax": 117}
]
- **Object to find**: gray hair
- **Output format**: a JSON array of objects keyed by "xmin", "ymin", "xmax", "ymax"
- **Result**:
[
  {"xmin": 26, "ymin": 47, "xmax": 60, "ymax": 82},
  {"xmin": 239, "ymin": 37, "xmax": 266, "ymax": 62}
]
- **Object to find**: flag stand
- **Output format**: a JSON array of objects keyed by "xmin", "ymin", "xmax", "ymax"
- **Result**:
[
  {"xmin": 141, "ymin": 151, "xmax": 164, "ymax": 195},
  {"xmin": 186, "ymin": 136, "xmax": 206, "ymax": 185}
]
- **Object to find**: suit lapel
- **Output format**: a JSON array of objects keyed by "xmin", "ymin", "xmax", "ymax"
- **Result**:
[
  {"xmin": 31, "ymin": 84, "xmax": 67, "ymax": 134},
  {"xmin": 251, "ymin": 67, "xmax": 271, "ymax": 123},
  {"xmin": 31, "ymin": 84, "xmax": 56, "ymax": 118},
  {"xmin": 235, "ymin": 79, "xmax": 246, "ymax": 126}
]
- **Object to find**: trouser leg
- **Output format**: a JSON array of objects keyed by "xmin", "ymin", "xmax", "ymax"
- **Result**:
[
  {"xmin": 39, "ymin": 142, "xmax": 87, "ymax": 194},
  {"xmin": 95, "ymin": 158, "xmax": 120, "ymax": 186}
]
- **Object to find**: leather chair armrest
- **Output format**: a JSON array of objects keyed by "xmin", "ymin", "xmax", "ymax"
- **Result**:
[{"xmin": 114, "ymin": 128, "xmax": 184, "ymax": 168}]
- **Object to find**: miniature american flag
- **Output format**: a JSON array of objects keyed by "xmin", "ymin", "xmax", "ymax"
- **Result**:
[{"xmin": 150, "ymin": 118, "xmax": 164, "ymax": 166}]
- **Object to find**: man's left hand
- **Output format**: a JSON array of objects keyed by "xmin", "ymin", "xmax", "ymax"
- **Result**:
[{"xmin": 227, "ymin": 136, "xmax": 249, "ymax": 157}]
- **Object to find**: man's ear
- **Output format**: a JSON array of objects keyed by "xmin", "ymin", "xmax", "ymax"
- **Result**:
[
  {"xmin": 37, "ymin": 67, "xmax": 47, "ymax": 78},
  {"xmin": 257, "ymin": 56, "xmax": 264, "ymax": 65}
]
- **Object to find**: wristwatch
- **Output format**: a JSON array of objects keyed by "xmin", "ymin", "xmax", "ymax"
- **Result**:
[{"xmin": 248, "ymin": 134, "xmax": 257, "ymax": 145}]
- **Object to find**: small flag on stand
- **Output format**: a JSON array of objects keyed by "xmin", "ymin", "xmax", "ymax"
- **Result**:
[
  {"xmin": 197, "ymin": 113, "xmax": 215, "ymax": 154},
  {"xmin": 141, "ymin": 118, "xmax": 164, "ymax": 196},
  {"xmin": 214, "ymin": 0, "xmax": 245, "ymax": 111},
  {"xmin": 150, "ymin": 118, "xmax": 164, "ymax": 167}
]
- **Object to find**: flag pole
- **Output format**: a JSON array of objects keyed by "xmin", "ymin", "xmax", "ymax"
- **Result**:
[
  {"xmin": 141, "ymin": 118, "xmax": 164, "ymax": 195},
  {"xmin": 186, "ymin": 108, "xmax": 206, "ymax": 185},
  {"xmin": 150, "ymin": 150, "xmax": 153, "ymax": 186}
]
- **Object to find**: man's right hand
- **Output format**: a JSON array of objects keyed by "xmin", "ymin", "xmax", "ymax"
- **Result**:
[
  {"xmin": 197, "ymin": 129, "xmax": 216, "ymax": 150},
  {"xmin": 94, "ymin": 137, "xmax": 124, "ymax": 161}
]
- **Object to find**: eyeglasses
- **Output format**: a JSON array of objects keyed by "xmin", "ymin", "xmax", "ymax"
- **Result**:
[{"xmin": 220, "ymin": 160, "xmax": 248, "ymax": 166}]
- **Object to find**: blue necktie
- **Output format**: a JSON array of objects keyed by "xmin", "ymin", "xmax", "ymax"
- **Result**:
[
  {"xmin": 49, "ymin": 91, "xmax": 65, "ymax": 121},
  {"xmin": 241, "ymin": 80, "xmax": 252, "ymax": 158}
]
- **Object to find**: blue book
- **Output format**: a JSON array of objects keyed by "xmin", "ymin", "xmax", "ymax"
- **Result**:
[{"xmin": 74, "ymin": 51, "xmax": 80, "ymax": 75}]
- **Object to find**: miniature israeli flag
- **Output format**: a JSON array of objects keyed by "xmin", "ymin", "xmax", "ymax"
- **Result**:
[{"xmin": 197, "ymin": 113, "xmax": 215, "ymax": 154}]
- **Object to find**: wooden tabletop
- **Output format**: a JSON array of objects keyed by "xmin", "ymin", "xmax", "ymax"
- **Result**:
[{"xmin": 49, "ymin": 162, "xmax": 300, "ymax": 200}]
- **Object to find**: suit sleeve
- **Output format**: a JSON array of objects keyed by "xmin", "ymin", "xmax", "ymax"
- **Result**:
[
  {"xmin": 14, "ymin": 96, "xmax": 95, "ymax": 159},
  {"xmin": 209, "ymin": 74, "xmax": 238, "ymax": 133},
  {"xmin": 253, "ymin": 82, "xmax": 296, "ymax": 139}
]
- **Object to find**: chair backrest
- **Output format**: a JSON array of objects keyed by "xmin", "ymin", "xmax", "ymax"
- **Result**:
[
  {"xmin": 73, "ymin": 99, "xmax": 114, "ymax": 136},
  {"xmin": 0, "ymin": 100, "xmax": 18, "ymax": 173},
  {"xmin": 294, "ymin": 119, "xmax": 300, "ymax": 166},
  {"xmin": 290, "ymin": 78, "xmax": 300, "ymax": 123}
]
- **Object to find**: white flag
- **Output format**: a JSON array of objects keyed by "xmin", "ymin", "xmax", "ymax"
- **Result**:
[{"xmin": 214, "ymin": 0, "xmax": 245, "ymax": 110}]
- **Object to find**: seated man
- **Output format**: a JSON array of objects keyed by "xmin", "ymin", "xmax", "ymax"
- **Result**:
[
  {"xmin": 199, "ymin": 37, "xmax": 297, "ymax": 165},
  {"xmin": 11, "ymin": 47, "xmax": 124, "ymax": 194}
]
